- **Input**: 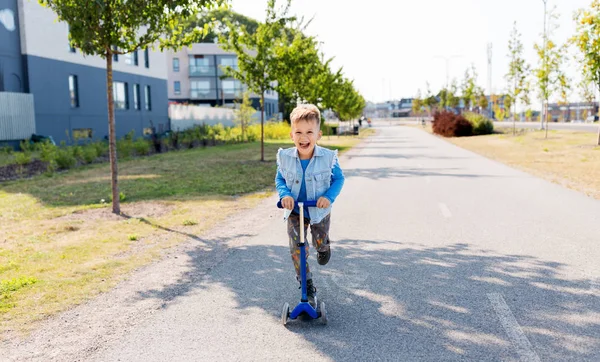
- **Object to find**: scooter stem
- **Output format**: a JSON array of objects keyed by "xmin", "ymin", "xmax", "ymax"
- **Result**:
[{"xmin": 298, "ymin": 202, "xmax": 308, "ymax": 302}]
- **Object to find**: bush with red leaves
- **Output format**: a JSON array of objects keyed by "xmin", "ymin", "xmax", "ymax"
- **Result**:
[{"xmin": 432, "ymin": 111, "xmax": 473, "ymax": 137}]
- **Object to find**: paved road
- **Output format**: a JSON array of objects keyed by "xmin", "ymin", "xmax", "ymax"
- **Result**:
[{"xmin": 35, "ymin": 122, "xmax": 600, "ymax": 361}]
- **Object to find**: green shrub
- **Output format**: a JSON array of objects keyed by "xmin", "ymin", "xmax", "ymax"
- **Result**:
[
  {"xmin": 93, "ymin": 141, "xmax": 108, "ymax": 158},
  {"xmin": 81, "ymin": 145, "xmax": 99, "ymax": 164},
  {"xmin": 1, "ymin": 146, "xmax": 13, "ymax": 155},
  {"xmin": 55, "ymin": 148, "xmax": 77, "ymax": 169},
  {"xmin": 133, "ymin": 138, "xmax": 151, "ymax": 156},
  {"xmin": 264, "ymin": 121, "xmax": 290, "ymax": 140},
  {"xmin": 181, "ymin": 132, "xmax": 195, "ymax": 149},
  {"xmin": 14, "ymin": 152, "xmax": 32, "ymax": 165},
  {"xmin": 19, "ymin": 139, "xmax": 34, "ymax": 152},
  {"xmin": 38, "ymin": 141, "xmax": 58, "ymax": 172},
  {"xmin": 117, "ymin": 139, "xmax": 134, "ymax": 159},
  {"xmin": 464, "ymin": 112, "xmax": 494, "ymax": 135},
  {"xmin": 71, "ymin": 145, "xmax": 84, "ymax": 161}
]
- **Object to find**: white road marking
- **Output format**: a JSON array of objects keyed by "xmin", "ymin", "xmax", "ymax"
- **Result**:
[
  {"xmin": 438, "ymin": 203, "xmax": 452, "ymax": 218},
  {"xmin": 487, "ymin": 293, "xmax": 541, "ymax": 362}
]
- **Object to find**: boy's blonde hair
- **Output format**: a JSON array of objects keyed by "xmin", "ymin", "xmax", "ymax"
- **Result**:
[{"xmin": 290, "ymin": 104, "xmax": 320, "ymax": 127}]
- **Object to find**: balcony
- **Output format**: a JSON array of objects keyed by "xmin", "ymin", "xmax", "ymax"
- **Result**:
[
  {"xmin": 217, "ymin": 64, "xmax": 239, "ymax": 76},
  {"xmin": 189, "ymin": 65, "xmax": 217, "ymax": 77},
  {"xmin": 190, "ymin": 88, "xmax": 218, "ymax": 100},
  {"xmin": 189, "ymin": 87, "xmax": 248, "ymax": 100}
]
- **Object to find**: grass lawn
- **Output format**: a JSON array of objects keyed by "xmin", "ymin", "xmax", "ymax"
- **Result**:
[
  {"xmin": 0, "ymin": 130, "xmax": 373, "ymax": 336},
  {"xmin": 431, "ymin": 127, "xmax": 600, "ymax": 200}
]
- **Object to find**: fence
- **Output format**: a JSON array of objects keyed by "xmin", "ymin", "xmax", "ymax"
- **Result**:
[
  {"xmin": 0, "ymin": 92, "xmax": 36, "ymax": 141},
  {"xmin": 169, "ymin": 104, "xmax": 278, "ymax": 132}
]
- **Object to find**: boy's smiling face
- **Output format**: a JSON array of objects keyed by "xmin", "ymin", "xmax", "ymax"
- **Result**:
[{"xmin": 291, "ymin": 119, "xmax": 322, "ymax": 159}]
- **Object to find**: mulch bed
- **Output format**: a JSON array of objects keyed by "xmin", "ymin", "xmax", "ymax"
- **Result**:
[{"xmin": 0, "ymin": 160, "xmax": 49, "ymax": 182}]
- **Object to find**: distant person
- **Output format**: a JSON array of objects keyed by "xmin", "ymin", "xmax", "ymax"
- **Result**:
[{"xmin": 275, "ymin": 104, "xmax": 345, "ymax": 306}]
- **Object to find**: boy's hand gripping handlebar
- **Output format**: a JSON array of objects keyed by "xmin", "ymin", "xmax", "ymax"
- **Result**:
[{"xmin": 276, "ymin": 200, "xmax": 317, "ymax": 209}]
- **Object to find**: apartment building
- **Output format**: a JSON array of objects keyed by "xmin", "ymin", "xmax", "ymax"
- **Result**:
[
  {"xmin": 167, "ymin": 43, "xmax": 280, "ymax": 120},
  {"xmin": 0, "ymin": 0, "xmax": 169, "ymax": 144}
]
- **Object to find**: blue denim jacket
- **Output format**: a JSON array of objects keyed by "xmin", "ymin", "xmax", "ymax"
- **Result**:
[{"xmin": 275, "ymin": 145, "xmax": 345, "ymax": 224}]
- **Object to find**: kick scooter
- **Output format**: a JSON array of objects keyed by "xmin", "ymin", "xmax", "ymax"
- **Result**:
[{"xmin": 277, "ymin": 200, "xmax": 327, "ymax": 326}]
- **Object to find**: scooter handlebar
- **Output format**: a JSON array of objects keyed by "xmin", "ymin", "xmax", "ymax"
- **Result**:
[{"xmin": 277, "ymin": 200, "xmax": 317, "ymax": 209}]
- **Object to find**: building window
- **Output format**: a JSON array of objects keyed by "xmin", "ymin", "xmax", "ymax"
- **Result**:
[
  {"xmin": 144, "ymin": 85, "xmax": 151, "ymax": 111},
  {"xmin": 73, "ymin": 128, "xmax": 92, "ymax": 140},
  {"xmin": 113, "ymin": 81, "xmax": 128, "ymax": 109},
  {"xmin": 190, "ymin": 80, "xmax": 211, "ymax": 98},
  {"xmin": 174, "ymin": 81, "xmax": 181, "ymax": 95},
  {"xmin": 124, "ymin": 51, "xmax": 138, "ymax": 65},
  {"xmin": 173, "ymin": 58, "xmax": 180, "ymax": 72},
  {"xmin": 222, "ymin": 79, "xmax": 241, "ymax": 97},
  {"xmin": 69, "ymin": 75, "xmax": 79, "ymax": 108},
  {"xmin": 189, "ymin": 56, "xmax": 213, "ymax": 76},
  {"xmin": 133, "ymin": 84, "xmax": 140, "ymax": 110},
  {"xmin": 67, "ymin": 25, "xmax": 76, "ymax": 53},
  {"xmin": 144, "ymin": 48, "xmax": 149, "ymax": 68},
  {"xmin": 220, "ymin": 57, "xmax": 237, "ymax": 69},
  {"xmin": 112, "ymin": 46, "xmax": 119, "ymax": 62}
]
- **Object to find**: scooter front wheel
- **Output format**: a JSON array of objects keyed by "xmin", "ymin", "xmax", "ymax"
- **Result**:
[{"xmin": 281, "ymin": 302, "xmax": 290, "ymax": 326}]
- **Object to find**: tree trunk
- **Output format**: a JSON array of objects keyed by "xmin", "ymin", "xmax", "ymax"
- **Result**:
[
  {"xmin": 597, "ymin": 84, "xmax": 600, "ymax": 146},
  {"xmin": 106, "ymin": 50, "xmax": 120, "ymax": 214},
  {"xmin": 545, "ymin": 99, "xmax": 549, "ymax": 139},
  {"xmin": 260, "ymin": 91, "xmax": 265, "ymax": 162}
]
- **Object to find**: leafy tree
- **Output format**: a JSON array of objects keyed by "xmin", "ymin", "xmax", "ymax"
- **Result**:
[
  {"xmin": 39, "ymin": 0, "xmax": 223, "ymax": 214},
  {"xmin": 461, "ymin": 65, "xmax": 478, "ymax": 111},
  {"xmin": 476, "ymin": 88, "xmax": 489, "ymax": 114},
  {"xmin": 233, "ymin": 91, "xmax": 256, "ymax": 141},
  {"xmin": 220, "ymin": 0, "xmax": 291, "ymax": 161},
  {"xmin": 574, "ymin": 0, "xmax": 600, "ymax": 144},
  {"xmin": 534, "ymin": 5, "xmax": 566, "ymax": 138},
  {"xmin": 423, "ymin": 82, "xmax": 438, "ymax": 116},
  {"xmin": 412, "ymin": 89, "xmax": 424, "ymax": 116},
  {"xmin": 183, "ymin": 8, "xmax": 260, "ymax": 43},
  {"xmin": 506, "ymin": 21, "xmax": 530, "ymax": 134},
  {"xmin": 447, "ymin": 79, "xmax": 461, "ymax": 109}
]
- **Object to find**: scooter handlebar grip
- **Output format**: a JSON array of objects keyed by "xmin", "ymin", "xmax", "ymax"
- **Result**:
[{"xmin": 277, "ymin": 200, "xmax": 318, "ymax": 208}]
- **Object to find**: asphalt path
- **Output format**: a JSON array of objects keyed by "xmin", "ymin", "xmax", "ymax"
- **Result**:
[{"xmin": 10, "ymin": 121, "xmax": 600, "ymax": 361}]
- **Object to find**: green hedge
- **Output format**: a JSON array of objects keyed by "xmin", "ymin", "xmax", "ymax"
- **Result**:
[{"xmin": 464, "ymin": 112, "xmax": 494, "ymax": 135}]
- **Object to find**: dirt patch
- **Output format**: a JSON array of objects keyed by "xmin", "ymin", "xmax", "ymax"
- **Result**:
[
  {"xmin": 54, "ymin": 202, "xmax": 175, "ymax": 222},
  {"xmin": 120, "ymin": 201, "xmax": 176, "ymax": 219}
]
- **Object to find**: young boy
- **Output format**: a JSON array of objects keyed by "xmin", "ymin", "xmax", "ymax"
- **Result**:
[{"xmin": 275, "ymin": 104, "xmax": 345, "ymax": 306}]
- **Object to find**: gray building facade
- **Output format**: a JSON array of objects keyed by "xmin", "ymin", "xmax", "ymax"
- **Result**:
[{"xmin": 0, "ymin": 0, "xmax": 169, "ymax": 144}]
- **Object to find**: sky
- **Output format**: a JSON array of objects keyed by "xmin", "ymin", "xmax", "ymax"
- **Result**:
[{"xmin": 229, "ymin": 0, "xmax": 594, "ymax": 107}]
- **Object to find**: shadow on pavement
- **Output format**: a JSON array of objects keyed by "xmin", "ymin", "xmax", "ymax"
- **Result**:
[{"xmin": 136, "ymin": 237, "xmax": 600, "ymax": 361}]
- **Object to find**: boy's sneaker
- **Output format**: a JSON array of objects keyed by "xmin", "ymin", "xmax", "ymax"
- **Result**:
[
  {"xmin": 305, "ymin": 279, "xmax": 317, "ymax": 307},
  {"xmin": 317, "ymin": 247, "xmax": 331, "ymax": 265}
]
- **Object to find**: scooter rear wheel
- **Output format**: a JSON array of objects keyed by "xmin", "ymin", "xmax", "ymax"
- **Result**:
[
  {"xmin": 319, "ymin": 301, "xmax": 328, "ymax": 325},
  {"xmin": 281, "ymin": 302, "xmax": 290, "ymax": 326}
]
